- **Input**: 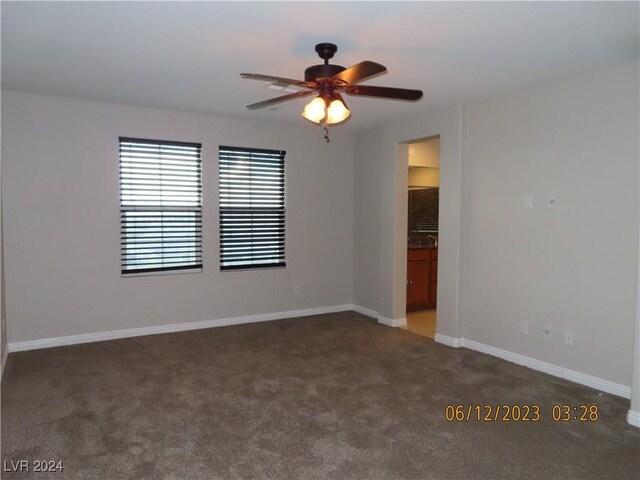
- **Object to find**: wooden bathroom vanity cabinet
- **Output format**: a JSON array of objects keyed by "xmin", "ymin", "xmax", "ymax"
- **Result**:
[{"xmin": 406, "ymin": 247, "xmax": 437, "ymax": 311}]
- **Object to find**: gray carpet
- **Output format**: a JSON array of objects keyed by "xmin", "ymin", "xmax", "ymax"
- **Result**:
[{"xmin": 2, "ymin": 311, "xmax": 639, "ymax": 479}]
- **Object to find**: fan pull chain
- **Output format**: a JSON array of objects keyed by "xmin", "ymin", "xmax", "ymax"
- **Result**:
[{"xmin": 323, "ymin": 123, "xmax": 330, "ymax": 143}]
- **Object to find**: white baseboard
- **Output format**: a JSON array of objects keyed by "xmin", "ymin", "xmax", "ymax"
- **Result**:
[
  {"xmin": 434, "ymin": 335, "xmax": 631, "ymax": 399},
  {"xmin": 377, "ymin": 315, "xmax": 407, "ymax": 328},
  {"xmin": 627, "ymin": 409, "xmax": 640, "ymax": 428},
  {"xmin": 7, "ymin": 306, "xmax": 633, "ymax": 402},
  {"xmin": 434, "ymin": 333, "xmax": 463, "ymax": 348},
  {"xmin": 352, "ymin": 305, "xmax": 408, "ymax": 328},
  {"xmin": 351, "ymin": 304, "xmax": 378, "ymax": 319},
  {"xmin": 462, "ymin": 339, "xmax": 631, "ymax": 398},
  {"xmin": 8, "ymin": 304, "xmax": 354, "ymax": 353}
]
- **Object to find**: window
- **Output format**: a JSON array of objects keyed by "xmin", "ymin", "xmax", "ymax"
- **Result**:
[
  {"xmin": 119, "ymin": 137, "xmax": 202, "ymax": 275},
  {"xmin": 219, "ymin": 146, "xmax": 286, "ymax": 270},
  {"xmin": 408, "ymin": 187, "xmax": 439, "ymax": 234}
]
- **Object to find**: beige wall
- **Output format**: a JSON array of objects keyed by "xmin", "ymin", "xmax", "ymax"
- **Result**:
[
  {"xmin": 408, "ymin": 137, "xmax": 440, "ymax": 168},
  {"xmin": 1, "ymin": 91, "xmax": 355, "ymax": 343},
  {"xmin": 354, "ymin": 61, "xmax": 639, "ymax": 389},
  {"xmin": 1, "ymin": 98, "xmax": 6, "ymax": 375},
  {"xmin": 460, "ymin": 61, "xmax": 638, "ymax": 386},
  {"xmin": 354, "ymin": 104, "xmax": 463, "ymax": 334},
  {"xmin": 1, "ymin": 192, "xmax": 5, "ymax": 374},
  {"xmin": 630, "ymin": 107, "xmax": 640, "ymax": 420},
  {"xmin": 408, "ymin": 167, "xmax": 440, "ymax": 187}
]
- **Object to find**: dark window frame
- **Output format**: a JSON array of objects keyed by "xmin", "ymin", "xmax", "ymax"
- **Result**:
[
  {"xmin": 119, "ymin": 137, "xmax": 203, "ymax": 275},
  {"xmin": 219, "ymin": 146, "xmax": 286, "ymax": 271}
]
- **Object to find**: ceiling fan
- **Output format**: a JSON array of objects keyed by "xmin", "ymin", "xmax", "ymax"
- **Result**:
[{"xmin": 241, "ymin": 43, "xmax": 423, "ymax": 141}]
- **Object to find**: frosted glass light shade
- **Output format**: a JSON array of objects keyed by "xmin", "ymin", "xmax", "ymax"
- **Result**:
[
  {"xmin": 326, "ymin": 98, "xmax": 350, "ymax": 124},
  {"xmin": 301, "ymin": 97, "xmax": 326, "ymax": 123}
]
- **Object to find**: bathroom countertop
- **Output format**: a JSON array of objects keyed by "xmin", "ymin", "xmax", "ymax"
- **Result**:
[{"xmin": 408, "ymin": 245, "xmax": 438, "ymax": 251}]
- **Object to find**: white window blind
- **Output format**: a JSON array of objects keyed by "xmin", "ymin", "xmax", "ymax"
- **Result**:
[
  {"xmin": 120, "ymin": 137, "xmax": 202, "ymax": 275},
  {"xmin": 219, "ymin": 146, "xmax": 286, "ymax": 270}
]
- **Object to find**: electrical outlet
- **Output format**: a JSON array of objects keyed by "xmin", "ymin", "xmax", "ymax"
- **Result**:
[
  {"xmin": 294, "ymin": 285, "xmax": 301, "ymax": 296},
  {"xmin": 521, "ymin": 320, "xmax": 529, "ymax": 335},
  {"xmin": 524, "ymin": 194, "xmax": 533, "ymax": 209},
  {"xmin": 564, "ymin": 330, "xmax": 575, "ymax": 346},
  {"xmin": 544, "ymin": 326, "xmax": 552, "ymax": 339}
]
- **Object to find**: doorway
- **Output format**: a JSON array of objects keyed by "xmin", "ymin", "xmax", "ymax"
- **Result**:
[{"xmin": 405, "ymin": 136, "xmax": 440, "ymax": 338}]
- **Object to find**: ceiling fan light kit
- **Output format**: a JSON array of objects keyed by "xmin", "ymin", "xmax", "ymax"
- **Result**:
[
  {"xmin": 302, "ymin": 93, "xmax": 350, "ymax": 125},
  {"xmin": 241, "ymin": 43, "xmax": 424, "ymax": 142}
]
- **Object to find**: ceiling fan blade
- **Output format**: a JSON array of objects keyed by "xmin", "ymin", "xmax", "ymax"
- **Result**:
[
  {"xmin": 332, "ymin": 61, "xmax": 387, "ymax": 84},
  {"xmin": 344, "ymin": 84, "xmax": 423, "ymax": 101},
  {"xmin": 246, "ymin": 90, "xmax": 316, "ymax": 110},
  {"xmin": 240, "ymin": 73, "xmax": 314, "ymax": 88}
]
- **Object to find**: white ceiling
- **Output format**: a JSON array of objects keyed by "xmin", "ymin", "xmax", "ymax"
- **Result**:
[{"xmin": 2, "ymin": 2, "xmax": 638, "ymax": 132}]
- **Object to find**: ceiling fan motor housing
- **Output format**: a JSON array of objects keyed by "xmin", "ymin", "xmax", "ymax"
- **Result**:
[{"xmin": 304, "ymin": 64, "xmax": 345, "ymax": 82}]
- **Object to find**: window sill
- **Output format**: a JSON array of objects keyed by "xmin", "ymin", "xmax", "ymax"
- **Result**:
[
  {"xmin": 122, "ymin": 268, "xmax": 203, "ymax": 278},
  {"xmin": 220, "ymin": 265, "xmax": 286, "ymax": 273}
]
